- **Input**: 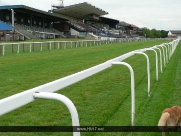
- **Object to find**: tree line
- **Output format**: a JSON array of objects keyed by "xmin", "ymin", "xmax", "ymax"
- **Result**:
[{"xmin": 140, "ymin": 27, "xmax": 168, "ymax": 38}]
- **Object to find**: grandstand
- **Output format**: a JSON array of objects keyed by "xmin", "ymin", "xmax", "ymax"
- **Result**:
[
  {"xmin": 0, "ymin": 2, "xmax": 142, "ymax": 41},
  {"xmin": 0, "ymin": 5, "xmax": 68, "ymax": 40}
]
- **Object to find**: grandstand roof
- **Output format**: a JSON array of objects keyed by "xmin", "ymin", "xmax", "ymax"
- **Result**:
[
  {"xmin": 53, "ymin": 2, "xmax": 108, "ymax": 19},
  {"xmin": 0, "ymin": 5, "xmax": 67, "ymax": 21},
  {"xmin": 130, "ymin": 24, "xmax": 139, "ymax": 28},
  {"xmin": 170, "ymin": 30, "xmax": 181, "ymax": 34},
  {"xmin": 119, "ymin": 21, "xmax": 131, "ymax": 27},
  {"xmin": 100, "ymin": 17, "xmax": 119, "ymax": 24}
]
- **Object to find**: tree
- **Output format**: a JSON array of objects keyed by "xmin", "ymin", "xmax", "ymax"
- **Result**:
[
  {"xmin": 151, "ymin": 29, "xmax": 161, "ymax": 38},
  {"xmin": 142, "ymin": 27, "xmax": 153, "ymax": 38},
  {"xmin": 141, "ymin": 28, "xmax": 168, "ymax": 38},
  {"xmin": 161, "ymin": 30, "xmax": 169, "ymax": 38}
]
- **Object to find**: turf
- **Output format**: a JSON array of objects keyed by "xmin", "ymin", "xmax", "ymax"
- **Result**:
[{"xmin": 0, "ymin": 39, "xmax": 181, "ymax": 136}]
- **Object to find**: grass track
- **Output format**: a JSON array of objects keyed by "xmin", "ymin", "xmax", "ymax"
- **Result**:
[{"xmin": 0, "ymin": 40, "xmax": 181, "ymax": 136}]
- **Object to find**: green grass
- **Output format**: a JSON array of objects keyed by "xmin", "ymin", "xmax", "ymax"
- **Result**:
[{"xmin": 0, "ymin": 40, "xmax": 181, "ymax": 136}]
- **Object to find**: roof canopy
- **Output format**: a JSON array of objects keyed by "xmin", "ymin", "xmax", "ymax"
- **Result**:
[
  {"xmin": 0, "ymin": 5, "xmax": 67, "ymax": 21},
  {"xmin": 130, "ymin": 24, "xmax": 139, "ymax": 28},
  {"xmin": 53, "ymin": 2, "xmax": 108, "ymax": 20},
  {"xmin": 100, "ymin": 17, "xmax": 119, "ymax": 24},
  {"xmin": 118, "ymin": 21, "xmax": 131, "ymax": 27},
  {"xmin": 170, "ymin": 30, "xmax": 181, "ymax": 34}
]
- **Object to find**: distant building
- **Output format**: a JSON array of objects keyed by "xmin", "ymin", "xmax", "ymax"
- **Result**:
[{"xmin": 168, "ymin": 30, "xmax": 181, "ymax": 38}]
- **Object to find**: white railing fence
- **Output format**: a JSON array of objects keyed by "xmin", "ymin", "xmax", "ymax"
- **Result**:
[
  {"xmin": 0, "ymin": 38, "xmax": 180, "ymax": 135},
  {"xmin": 33, "ymin": 92, "xmax": 80, "ymax": 136},
  {"xmin": 0, "ymin": 38, "xmax": 174, "ymax": 56}
]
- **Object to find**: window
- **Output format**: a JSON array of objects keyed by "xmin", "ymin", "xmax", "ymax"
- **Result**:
[
  {"xmin": 14, "ymin": 17, "xmax": 17, "ymax": 21},
  {"xmin": 39, "ymin": 22, "xmax": 41, "ymax": 25},
  {"xmin": 34, "ymin": 21, "xmax": 36, "ymax": 25},
  {"xmin": 21, "ymin": 18, "xmax": 24, "ymax": 23}
]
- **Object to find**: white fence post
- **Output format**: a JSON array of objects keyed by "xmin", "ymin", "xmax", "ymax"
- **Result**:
[
  {"xmin": 111, "ymin": 62, "xmax": 135, "ymax": 126},
  {"xmin": 145, "ymin": 48, "xmax": 158, "ymax": 81},
  {"xmin": 33, "ymin": 92, "xmax": 80, "ymax": 136},
  {"xmin": 166, "ymin": 44, "xmax": 170, "ymax": 62},
  {"xmin": 162, "ymin": 45, "xmax": 168, "ymax": 64},
  {"xmin": 50, "ymin": 42, "xmax": 52, "ymax": 50},
  {"xmin": 40, "ymin": 43, "xmax": 43, "ymax": 51},
  {"xmin": 3, "ymin": 45, "xmax": 5, "ymax": 56},
  {"xmin": 65, "ymin": 42, "xmax": 67, "ymax": 49},
  {"xmin": 17, "ymin": 44, "xmax": 20, "ymax": 54},
  {"xmin": 76, "ymin": 41, "xmax": 78, "ymax": 48},
  {"xmin": 158, "ymin": 45, "xmax": 166, "ymax": 67},
  {"xmin": 153, "ymin": 47, "xmax": 163, "ymax": 73},
  {"xmin": 134, "ymin": 52, "xmax": 150, "ymax": 97},
  {"xmin": 170, "ymin": 42, "xmax": 173, "ymax": 56},
  {"xmin": 167, "ymin": 43, "xmax": 171, "ymax": 59},
  {"xmin": 30, "ymin": 43, "xmax": 32, "ymax": 53}
]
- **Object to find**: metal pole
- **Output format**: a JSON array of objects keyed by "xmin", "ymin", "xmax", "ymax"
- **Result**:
[{"xmin": 11, "ymin": 9, "xmax": 15, "ymax": 41}]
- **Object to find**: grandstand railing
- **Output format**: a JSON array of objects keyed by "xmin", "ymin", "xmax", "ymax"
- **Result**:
[{"xmin": 0, "ymin": 38, "xmax": 179, "ymax": 133}]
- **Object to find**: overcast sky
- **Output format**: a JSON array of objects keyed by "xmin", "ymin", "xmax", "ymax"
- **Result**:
[{"xmin": 0, "ymin": 0, "xmax": 181, "ymax": 30}]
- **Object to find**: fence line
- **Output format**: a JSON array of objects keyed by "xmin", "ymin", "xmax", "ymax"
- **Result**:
[
  {"xmin": 0, "ymin": 38, "xmax": 180, "ymax": 135},
  {"xmin": 0, "ymin": 38, "xmax": 175, "ymax": 56}
]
